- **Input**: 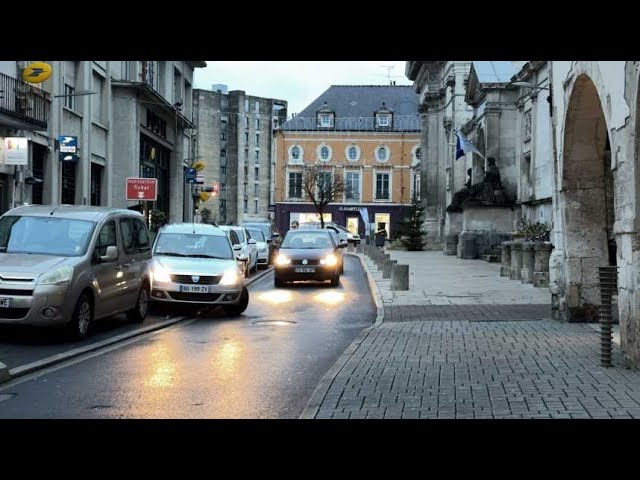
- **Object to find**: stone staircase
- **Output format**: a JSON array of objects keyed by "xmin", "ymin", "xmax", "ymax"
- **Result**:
[{"xmin": 481, "ymin": 248, "xmax": 501, "ymax": 263}]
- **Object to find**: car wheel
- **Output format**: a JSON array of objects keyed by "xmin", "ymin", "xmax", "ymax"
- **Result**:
[
  {"xmin": 224, "ymin": 287, "xmax": 249, "ymax": 315},
  {"xmin": 67, "ymin": 291, "xmax": 93, "ymax": 340},
  {"xmin": 330, "ymin": 274, "xmax": 340, "ymax": 287},
  {"xmin": 127, "ymin": 282, "xmax": 150, "ymax": 323}
]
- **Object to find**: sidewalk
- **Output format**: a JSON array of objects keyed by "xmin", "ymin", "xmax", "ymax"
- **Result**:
[{"xmin": 304, "ymin": 250, "xmax": 638, "ymax": 419}]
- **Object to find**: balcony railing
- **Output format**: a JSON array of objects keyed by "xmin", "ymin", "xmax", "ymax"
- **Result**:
[{"xmin": 0, "ymin": 72, "xmax": 50, "ymax": 129}]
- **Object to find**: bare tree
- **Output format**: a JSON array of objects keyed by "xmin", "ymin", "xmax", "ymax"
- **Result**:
[{"xmin": 301, "ymin": 165, "xmax": 345, "ymax": 228}]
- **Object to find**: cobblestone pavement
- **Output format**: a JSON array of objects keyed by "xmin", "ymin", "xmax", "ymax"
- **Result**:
[{"xmin": 314, "ymin": 315, "xmax": 638, "ymax": 419}]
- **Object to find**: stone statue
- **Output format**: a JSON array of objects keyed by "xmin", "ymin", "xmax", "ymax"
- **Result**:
[
  {"xmin": 465, "ymin": 157, "xmax": 505, "ymax": 204},
  {"xmin": 446, "ymin": 168, "xmax": 473, "ymax": 212}
]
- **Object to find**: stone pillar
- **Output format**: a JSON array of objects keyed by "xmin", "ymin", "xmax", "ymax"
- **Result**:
[
  {"xmin": 500, "ymin": 241, "xmax": 512, "ymax": 277},
  {"xmin": 533, "ymin": 242, "xmax": 553, "ymax": 288},
  {"xmin": 510, "ymin": 242, "xmax": 523, "ymax": 280},
  {"xmin": 443, "ymin": 234, "xmax": 458, "ymax": 256},
  {"xmin": 383, "ymin": 259, "xmax": 397, "ymax": 279},
  {"xmin": 391, "ymin": 264, "xmax": 409, "ymax": 291},
  {"xmin": 521, "ymin": 242, "xmax": 535, "ymax": 284}
]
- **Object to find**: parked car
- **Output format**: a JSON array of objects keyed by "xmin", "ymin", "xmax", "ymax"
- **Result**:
[
  {"xmin": 149, "ymin": 223, "xmax": 248, "ymax": 314},
  {"xmin": 325, "ymin": 229, "xmax": 345, "ymax": 274},
  {"xmin": 300, "ymin": 222, "xmax": 360, "ymax": 245},
  {"xmin": 219, "ymin": 226, "xmax": 258, "ymax": 278},
  {"xmin": 0, "ymin": 205, "xmax": 152, "ymax": 338},
  {"xmin": 245, "ymin": 228, "xmax": 269, "ymax": 268},
  {"xmin": 242, "ymin": 221, "xmax": 280, "ymax": 264},
  {"xmin": 273, "ymin": 228, "xmax": 347, "ymax": 287}
]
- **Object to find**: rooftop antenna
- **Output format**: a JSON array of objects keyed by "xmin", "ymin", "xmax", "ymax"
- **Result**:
[{"xmin": 369, "ymin": 65, "xmax": 404, "ymax": 85}]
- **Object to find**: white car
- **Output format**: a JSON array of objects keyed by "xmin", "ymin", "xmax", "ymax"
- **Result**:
[
  {"xmin": 150, "ymin": 223, "xmax": 249, "ymax": 314},
  {"xmin": 219, "ymin": 225, "xmax": 258, "ymax": 278},
  {"xmin": 245, "ymin": 228, "xmax": 269, "ymax": 268},
  {"xmin": 300, "ymin": 222, "xmax": 360, "ymax": 245}
]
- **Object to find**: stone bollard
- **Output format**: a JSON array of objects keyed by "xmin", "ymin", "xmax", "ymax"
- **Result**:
[
  {"xmin": 383, "ymin": 259, "xmax": 397, "ymax": 279},
  {"xmin": 443, "ymin": 234, "xmax": 458, "ymax": 256},
  {"xmin": 391, "ymin": 264, "xmax": 409, "ymax": 291},
  {"xmin": 533, "ymin": 242, "xmax": 553, "ymax": 287},
  {"xmin": 521, "ymin": 242, "xmax": 535, "ymax": 284},
  {"xmin": 356, "ymin": 243, "xmax": 364, "ymax": 254},
  {"xmin": 377, "ymin": 253, "xmax": 390, "ymax": 270},
  {"xmin": 510, "ymin": 242, "xmax": 523, "ymax": 280},
  {"xmin": 500, "ymin": 241, "xmax": 512, "ymax": 277}
]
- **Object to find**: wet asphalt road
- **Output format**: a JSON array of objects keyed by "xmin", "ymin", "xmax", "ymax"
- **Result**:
[{"xmin": 0, "ymin": 255, "xmax": 375, "ymax": 418}]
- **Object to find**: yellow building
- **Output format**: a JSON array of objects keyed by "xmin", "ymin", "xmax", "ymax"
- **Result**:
[{"xmin": 274, "ymin": 85, "xmax": 421, "ymax": 240}]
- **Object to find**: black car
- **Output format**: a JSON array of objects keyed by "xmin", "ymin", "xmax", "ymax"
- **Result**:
[{"xmin": 273, "ymin": 229, "xmax": 347, "ymax": 287}]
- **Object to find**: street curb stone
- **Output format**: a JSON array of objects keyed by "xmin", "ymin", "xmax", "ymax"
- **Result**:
[
  {"xmin": 0, "ymin": 266, "xmax": 272, "ymax": 384},
  {"xmin": 299, "ymin": 252, "xmax": 384, "ymax": 419}
]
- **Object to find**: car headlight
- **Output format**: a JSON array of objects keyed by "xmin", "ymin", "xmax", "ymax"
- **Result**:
[
  {"xmin": 152, "ymin": 264, "xmax": 172, "ymax": 283},
  {"xmin": 275, "ymin": 253, "xmax": 291, "ymax": 266},
  {"xmin": 320, "ymin": 254, "xmax": 338, "ymax": 266},
  {"xmin": 38, "ymin": 266, "xmax": 74, "ymax": 285},
  {"xmin": 220, "ymin": 269, "xmax": 240, "ymax": 286}
]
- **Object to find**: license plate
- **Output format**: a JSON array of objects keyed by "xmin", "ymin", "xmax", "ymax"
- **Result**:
[
  {"xmin": 179, "ymin": 285, "xmax": 211, "ymax": 293},
  {"xmin": 0, "ymin": 297, "xmax": 12, "ymax": 308},
  {"xmin": 295, "ymin": 267, "xmax": 315, "ymax": 273}
]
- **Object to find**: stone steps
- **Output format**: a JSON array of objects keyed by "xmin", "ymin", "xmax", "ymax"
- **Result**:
[{"xmin": 481, "ymin": 254, "xmax": 501, "ymax": 263}]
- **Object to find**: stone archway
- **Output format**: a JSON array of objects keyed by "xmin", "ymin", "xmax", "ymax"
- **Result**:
[{"xmin": 561, "ymin": 74, "xmax": 615, "ymax": 319}]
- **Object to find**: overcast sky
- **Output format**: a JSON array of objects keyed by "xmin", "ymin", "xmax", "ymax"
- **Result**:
[{"xmin": 193, "ymin": 61, "xmax": 412, "ymax": 116}]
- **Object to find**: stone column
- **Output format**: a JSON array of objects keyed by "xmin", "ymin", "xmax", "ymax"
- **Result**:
[
  {"xmin": 510, "ymin": 242, "xmax": 523, "ymax": 280},
  {"xmin": 534, "ymin": 242, "xmax": 553, "ymax": 287},
  {"xmin": 521, "ymin": 242, "xmax": 535, "ymax": 284},
  {"xmin": 500, "ymin": 241, "xmax": 512, "ymax": 277}
]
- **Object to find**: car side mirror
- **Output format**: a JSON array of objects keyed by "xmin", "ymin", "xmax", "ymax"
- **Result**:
[
  {"xmin": 99, "ymin": 245, "xmax": 119, "ymax": 262},
  {"xmin": 273, "ymin": 232, "xmax": 280, "ymax": 238},
  {"xmin": 233, "ymin": 244, "xmax": 242, "ymax": 251},
  {"xmin": 338, "ymin": 241, "xmax": 348, "ymax": 249},
  {"xmin": 248, "ymin": 239, "xmax": 257, "ymax": 245},
  {"xmin": 237, "ymin": 253, "xmax": 249, "ymax": 262},
  {"xmin": 266, "ymin": 238, "xmax": 272, "ymax": 243}
]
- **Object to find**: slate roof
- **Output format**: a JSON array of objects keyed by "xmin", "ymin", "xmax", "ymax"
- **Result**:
[{"xmin": 282, "ymin": 85, "xmax": 420, "ymax": 132}]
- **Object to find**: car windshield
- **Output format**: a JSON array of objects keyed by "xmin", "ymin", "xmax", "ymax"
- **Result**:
[
  {"xmin": 0, "ymin": 215, "xmax": 95, "ymax": 256},
  {"xmin": 247, "ymin": 229, "xmax": 265, "ymax": 242},
  {"xmin": 244, "ymin": 223, "xmax": 271, "ymax": 238},
  {"xmin": 281, "ymin": 231, "xmax": 333, "ymax": 249},
  {"xmin": 153, "ymin": 233, "xmax": 233, "ymax": 259}
]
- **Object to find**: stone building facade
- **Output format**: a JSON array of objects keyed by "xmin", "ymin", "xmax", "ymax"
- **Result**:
[{"xmin": 193, "ymin": 87, "xmax": 287, "ymax": 225}]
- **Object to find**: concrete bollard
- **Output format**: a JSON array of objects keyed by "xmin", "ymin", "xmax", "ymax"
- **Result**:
[
  {"xmin": 391, "ymin": 264, "xmax": 409, "ymax": 291},
  {"xmin": 521, "ymin": 242, "xmax": 535, "ymax": 284},
  {"xmin": 510, "ymin": 242, "xmax": 523, "ymax": 280},
  {"xmin": 356, "ymin": 243, "xmax": 364, "ymax": 254},
  {"xmin": 377, "ymin": 253, "xmax": 391, "ymax": 270},
  {"xmin": 500, "ymin": 241, "xmax": 512, "ymax": 277},
  {"xmin": 383, "ymin": 259, "xmax": 397, "ymax": 279}
]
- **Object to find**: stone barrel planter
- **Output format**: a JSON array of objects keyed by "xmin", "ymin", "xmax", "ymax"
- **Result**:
[
  {"xmin": 533, "ymin": 242, "xmax": 553, "ymax": 287},
  {"xmin": 521, "ymin": 242, "xmax": 535, "ymax": 284},
  {"xmin": 500, "ymin": 241, "xmax": 512, "ymax": 277},
  {"xmin": 510, "ymin": 242, "xmax": 523, "ymax": 280}
]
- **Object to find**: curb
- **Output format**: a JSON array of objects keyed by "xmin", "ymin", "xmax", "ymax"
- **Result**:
[
  {"xmin": 245, "ymin": 266, "xmax": 273, "ymax": 287},
  {"xmin": 0, "ymin": 268, "xmax": 274, "ymax": 384},
  {"xmin": 3, "ymin": 315, "xmax": 189, "ymax": 383},
  {"xmin": 0, "ymin": 362, "xmax": 9, "ymax": 383},
  {"xmin": 299, "ymin": 251, "xmax": 385, "ymax": 419}
]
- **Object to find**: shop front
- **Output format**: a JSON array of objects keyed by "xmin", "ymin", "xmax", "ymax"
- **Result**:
[{"xmin": 275, "ymin": 202, "xmax": 409, "ymax": 240}]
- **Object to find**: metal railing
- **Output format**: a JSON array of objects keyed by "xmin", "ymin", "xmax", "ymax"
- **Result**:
[{"xmin": 0, "ymin": 72, "xmax": 50, "ymax": 129}]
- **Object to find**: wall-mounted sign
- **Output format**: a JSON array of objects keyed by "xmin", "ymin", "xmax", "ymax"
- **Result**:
[
  {"xmin": 22, "ymin": 62, "xmax": 53, "ymax": 83},
  {"xmin": 184, "ymin": 168, "xmax": 197, "ymax": 184},
  {"xmin": 126, "ymin": 177, "xmax": 158, "ymax": 201},
  {"xmin": 58, "ymin": 136, "xmax": 78, "ymax": 162},
  {"xmin": 195, "ymin": 174, "xmax": 204, "ymax": 184},
  {"xmin": 3, "ymin": 138, "xmax": 28, "ymax": 165}
]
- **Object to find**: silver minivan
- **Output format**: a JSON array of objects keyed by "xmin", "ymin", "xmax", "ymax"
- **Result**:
[{"xmin": 0, "ymin": 205, "xmax": 152, "ymax": 338}]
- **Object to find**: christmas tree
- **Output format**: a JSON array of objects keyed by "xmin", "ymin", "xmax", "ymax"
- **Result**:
[{"xmin": 399, "ymin": 194, "xmax": 427, "ymax": 251}]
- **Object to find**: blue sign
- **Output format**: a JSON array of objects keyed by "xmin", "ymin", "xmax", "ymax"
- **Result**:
[
  {"xmin": 58, "ymin": 135, "xmax": 78, "ymax": 162},
  {"xmin": 184, "ymin": 168, "xmax": 197, "ymax": 184}
]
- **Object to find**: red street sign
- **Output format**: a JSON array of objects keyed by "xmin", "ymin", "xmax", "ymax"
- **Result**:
[{"xmin": 126, "ymin": 177, "xmax": 158, "ymax": 201}]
